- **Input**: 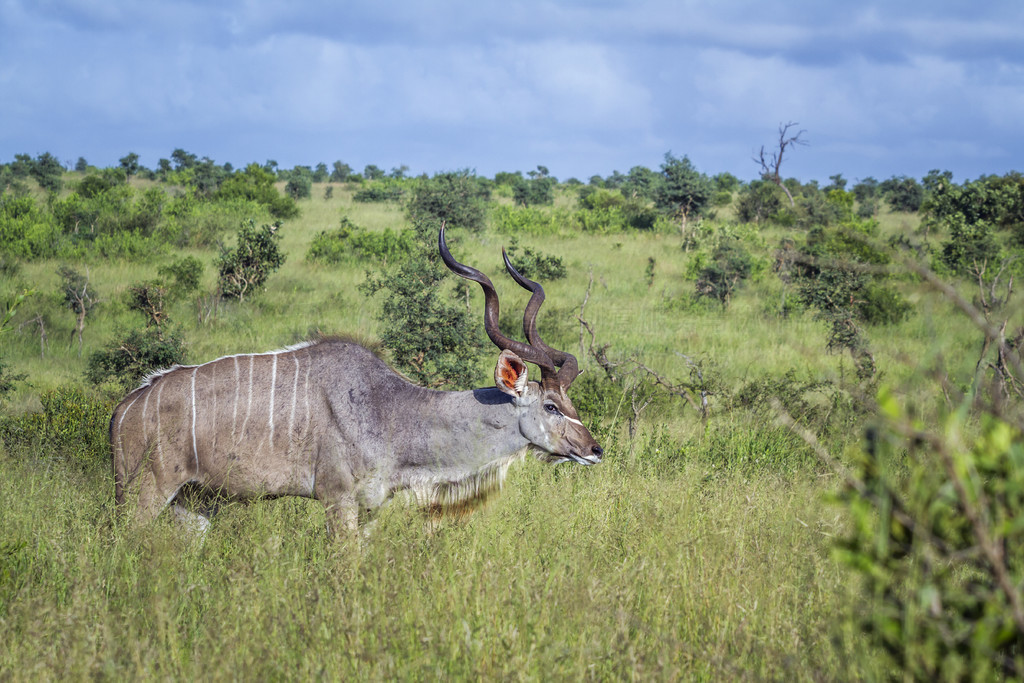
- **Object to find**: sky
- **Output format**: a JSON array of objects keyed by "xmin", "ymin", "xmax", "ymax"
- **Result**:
[{"xmin": 1, "ymin": 1, "xmax": 1022, "ymax": 185}]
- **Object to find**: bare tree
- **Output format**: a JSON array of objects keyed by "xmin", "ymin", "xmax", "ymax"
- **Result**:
[
  {"xmin": 58, "ymin": 266, "xmax": 97, "ymax": 357},
  {"xmin": 756, "ymin": 122, "xmax": 807, "ymax": 207}
]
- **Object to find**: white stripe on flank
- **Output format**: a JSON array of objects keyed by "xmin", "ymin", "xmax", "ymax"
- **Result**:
[
  {"xmin": 155, "ymin": 380, "xmax": 164, "ymax": 466},
  {"xmin": 268, "ymin": 352, "xmax": 278, "ymax": 448},
  {"xmin": 141, "ymin": 386, "xmax": 151, "ymax": 442},
  {"xmin": 191, "ymin": 367, "xmax": 198, "ymax": 472},
  {"xmin": 238, "ymin": 355, "xmax": 254, "ymax": 446},
  {"xmin": 231, "ymin": 356, "xmax": 239, "ymax": 443},
  {"xmin": 288, "ymin": 354, "xmax": 299, "ymax": 440}
]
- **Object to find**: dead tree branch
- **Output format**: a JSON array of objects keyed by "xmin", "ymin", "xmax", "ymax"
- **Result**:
[{"xmin": 756, "ymin": 122, "xmax": 807, "ymax": 207}]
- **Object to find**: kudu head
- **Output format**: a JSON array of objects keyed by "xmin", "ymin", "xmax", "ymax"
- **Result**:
[{"xmin": 439, "ymin": 226, "xmax": 603, "ymax": 465}]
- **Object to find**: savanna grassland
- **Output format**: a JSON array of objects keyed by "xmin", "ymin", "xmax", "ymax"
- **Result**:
[{"xmin": 1, "ymin": 160, "xmax": 1022, "ymax": 680}]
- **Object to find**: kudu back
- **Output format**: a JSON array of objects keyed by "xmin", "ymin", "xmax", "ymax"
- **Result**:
[{"xmin": 111, "ymin": 227, "xmax": 601, "ymax": 533}]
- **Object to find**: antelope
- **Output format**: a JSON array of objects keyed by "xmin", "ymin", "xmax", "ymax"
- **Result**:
[{"xmin": 110, "ymin": 227, "xmax": 602, "ymax": 534}]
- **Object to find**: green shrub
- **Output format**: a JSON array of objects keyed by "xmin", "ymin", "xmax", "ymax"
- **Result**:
[
  {"xmin": 0, "ymin": 385, "xmax": 113, "ymax": 466},
  {"xmin": 215, "ymin": 163, "xmax": 298, "ymax": 219},
  {"xmin": 693, "ymin": 238, "xmax": 754, "ymax": 307},
  {"xmin": 216, "ymin": 220, "xmax": 285, "ymax": 301},
  {"xmin": 0, "ymin": 194, "xmax": 63, "ymax": 259},
  {"xmin": 306, "ymin": 218, "xmax": 413, "ymax": 265},
  {"xmin": 86, "ymin": 327, "xmax": 187, "ymax": 390},
  {"xmin": 157, "ymin": 256, "xmax": 204, "ymax": 298},
  {"xmin": 503, "ymin": 238, "xmax": 567, "ymax": 281},
  {"xmin": 407, "ymin": 170, "xmax": 490, "ymax": 233},
  {"xmin": 353, "ymin": 182, "xmax": 406, "ymax": 203},
  {"xmin": 360, "ymin": 220, "xmax": 483, "ymax": 389},
  {"xmin": 835, "ymin": 390, "xmax": 1024, "ymax": 679},
  {"xmin": 491, "ymin": 204, "xmax": 566, "ymax": 236}
]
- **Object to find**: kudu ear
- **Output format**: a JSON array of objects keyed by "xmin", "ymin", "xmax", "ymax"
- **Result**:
[{"xmin": 495, "ymin": 350, "xmax": 529, "ymax": 398}]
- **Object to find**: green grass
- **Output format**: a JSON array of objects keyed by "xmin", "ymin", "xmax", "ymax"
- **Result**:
[
  {"xmin": 0, "ymin": 179, "xmax": 992, "ymax": 678},
  {"xmin": 0, "ymin": 435, "xmax": 883, "ymax": 679}
]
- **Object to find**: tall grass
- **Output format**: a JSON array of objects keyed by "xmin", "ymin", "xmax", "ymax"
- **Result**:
[{"xmin": 0, "ymin": 432, "xmax": 884, "ymax": 679}]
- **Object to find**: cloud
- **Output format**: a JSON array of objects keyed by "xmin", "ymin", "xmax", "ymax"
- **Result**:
[{"xmin": 1, "ymin": 0, "xmax": 1021, "ymax": 180}]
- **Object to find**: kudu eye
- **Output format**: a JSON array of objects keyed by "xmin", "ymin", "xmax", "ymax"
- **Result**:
[{"xmin": 544, "ymin": 403, "xmax": 561, "ymax": 416}]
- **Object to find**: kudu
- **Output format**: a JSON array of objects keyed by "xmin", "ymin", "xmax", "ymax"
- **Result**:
[{"xmin": 110, "ymin": 227, "xmax": 602, "ymax": 534}]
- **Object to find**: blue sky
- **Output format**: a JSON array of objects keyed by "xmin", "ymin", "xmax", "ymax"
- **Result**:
[{"xmin": 2, "ymin": 1, "xmax": 1022, "ymax": 184}]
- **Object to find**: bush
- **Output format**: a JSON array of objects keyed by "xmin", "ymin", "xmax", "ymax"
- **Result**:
[
  {"xmin": 835, "ymin": 389, "xmax": 1024, "ymax": 679},
  {"xmin": 86, "ymin": 327, "xmax": 187, "ymax": 389},
  {"xmin": 157, "ymin": 256, "xmax": 204, "ymax": 298},
  {"xmin": 353, "ymin": 182, "xmax": 406, "ymax": 203},
  {"xmin": 512, "ymin": 176, "xmax": 556, "ymax": 206},
  {"xmin": 503, "ymin": 238, "xmax": 567, "ymax": 281},
  {"xmin": 306, "ymin": 218, "xmax": 413, "ymax": 265},
  {"xmin": 0, "ymin": 385, "xmax": 113, "ymax": 466},
  {"xmin": 215, "ymin": 164, "xmax": 298, "ymax": 219},
  {"xmin": 407, "ymin": 171, "xmax": 490, "ymax": 233},
  {"xmin": 693, "ymin": 239, "xmax": 754, "ymax": 307},
  {"xmin": 491, "ymin": 204, "xmax": 567, "ymax": 236},
  {"xmin": 216, "ymin": 220, "xmax": 285, "ymax": 301},
  {"xmin": 360, "ymin": 220, "xmax": 483, "ymax": 388}
]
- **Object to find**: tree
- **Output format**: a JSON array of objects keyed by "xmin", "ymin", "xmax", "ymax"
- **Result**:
[
  {"xmin": 407, "ymin": 170, "xmax": 490, "ymax": 232},
  {"xmin": 170, "ymin": 148, "xmax": 197, "ymax": 170},
  {"xmin": 126, "ymin": 281, "xmax": 170, "ymax": 329},
  {"xmin": 216, "ymin": 163, "xmax": 298, "ymax": 219},
  {"xmin": 119, "ymin": 152, "xmax": 140, "ymax": 182},
  {"xmin": 215, "ymin": 220, "xmax": 285, "ymax": 301},
  {"xmin": 313, "ymin": 162, "xmax": 329, "ymax": 183},
  {"xmin": 31, "ymin": 152, "xmax": 64, "ymax": 193},
  {"xmin": 654, "ymin": 152, "xmax": 712, "ymax": 225},
  {"xmin": 512, "ymin": 176, "xmax": 556, "ymax": 206},
  {"xmin": 360, "ymin": 219, "xmax": 483, "ymax": 388},
  {"xmin": 756, "ymin": 122, "xmax": 807, "ymax": 207},
  {"xmin": 363, "ymin": 164, "xmax": 385, "ymax": 180},
  {"xmin": 58, "ymin": 266, "xmax": 98, "ymax": 357},
  {"xmin": 74, "ymin": 157, "xmax": 88, "ymax": 173},
  {"xmin": 284, "ymin": 167, "xmax": 312, "ymax": 200},
  {"xmin": 330, "ymin": 161, "xmax": 353, "ymax": 182},
  {"xmin": 620, "ymin": 165, "xmax": 662, "ymax": 200},
  {"xmin": 86, "ymin": 327, "xmax": 187, "ymax": 389},
  {"xmin": 694, "ymin": 239, "xmax": 754, "ymax": 308},
  {"xmin": 881, "ymin": 176, "xmax": 924, "ymax": 212}
]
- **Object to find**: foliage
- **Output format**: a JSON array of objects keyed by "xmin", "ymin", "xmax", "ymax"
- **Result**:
[
  {"xmin": 85, "ymin": 326, "xmax": 187, "ymax": 389},
  {"xmin": 791, "ymin": 226, "xmax": 909, "ymax": 380},
  {"xmin": 0, "ymin": 193, "xmax": 62, "ymax": 259},
  {"xmin": 736, "ymin": 179, "xmax": 784, "ymax": 224},
  {"xmin": 360, "ymin": 220, "xmax": 483, "ymax": 388},
  {"xmin": 835, "ymin": 389, "xmax": 1024, "ymax": 679},
  {"xmin": 573, "ymin": 190, "xmax": 658, "ymax": 233},
  {"xmin": 407, "ymin": 170, "xmax": 490, "ymax": 233},
  {"xmin": 58, "ymin": 266, "xmax": 98, "ymax": 356},
  {"xmin": 512, "ymin": 175, "xmax": 556, "ymax": 207},
  {"xmin": 30, "ymin": 152, "xmax": 64, "ymax": 194},
  {"xmin": 306, "ymin": 218, "xmax": 413, "ymax": 266},
  {"xmin": 215, "ymin": 163, "xmax": 299, "ymax": 219},
  {"xmin": 491, "ymin": 204, "xmax": 568, "ymax": 237},
  {"xmin": 215, "ymin": 220, "xmax": 285, "ymax": 302},
  {"xmin": 126, "ymin": 280, "xmax": 170, "ymax": 328},
  {"xmin": 881, "ymin": 175, "xmax": 924, "ymax": 213},
  {"xmin": 654, "ymin": 152, "xmax": 712, "ymax": 220},
  {"xmin": 503, "ymin": 237, "xmax": 567, "ymax": 281},
  {"xmin": 353, "ymin": 181, "xmax": 406, "ymax": 203},
  {"xmin": 0, "ymin": 385, "xmax": 112, "ymax": 465},
  {"xmin": 157, "ymin": 256, "xmax": 204, "ymax": 299},
  {"xmin": 693, "ymin": 238, "xmax": 754, "ymax": 307},
  {"xmin": 284, "ymin": 167, "xmax": 313, "ymax": 200}
]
